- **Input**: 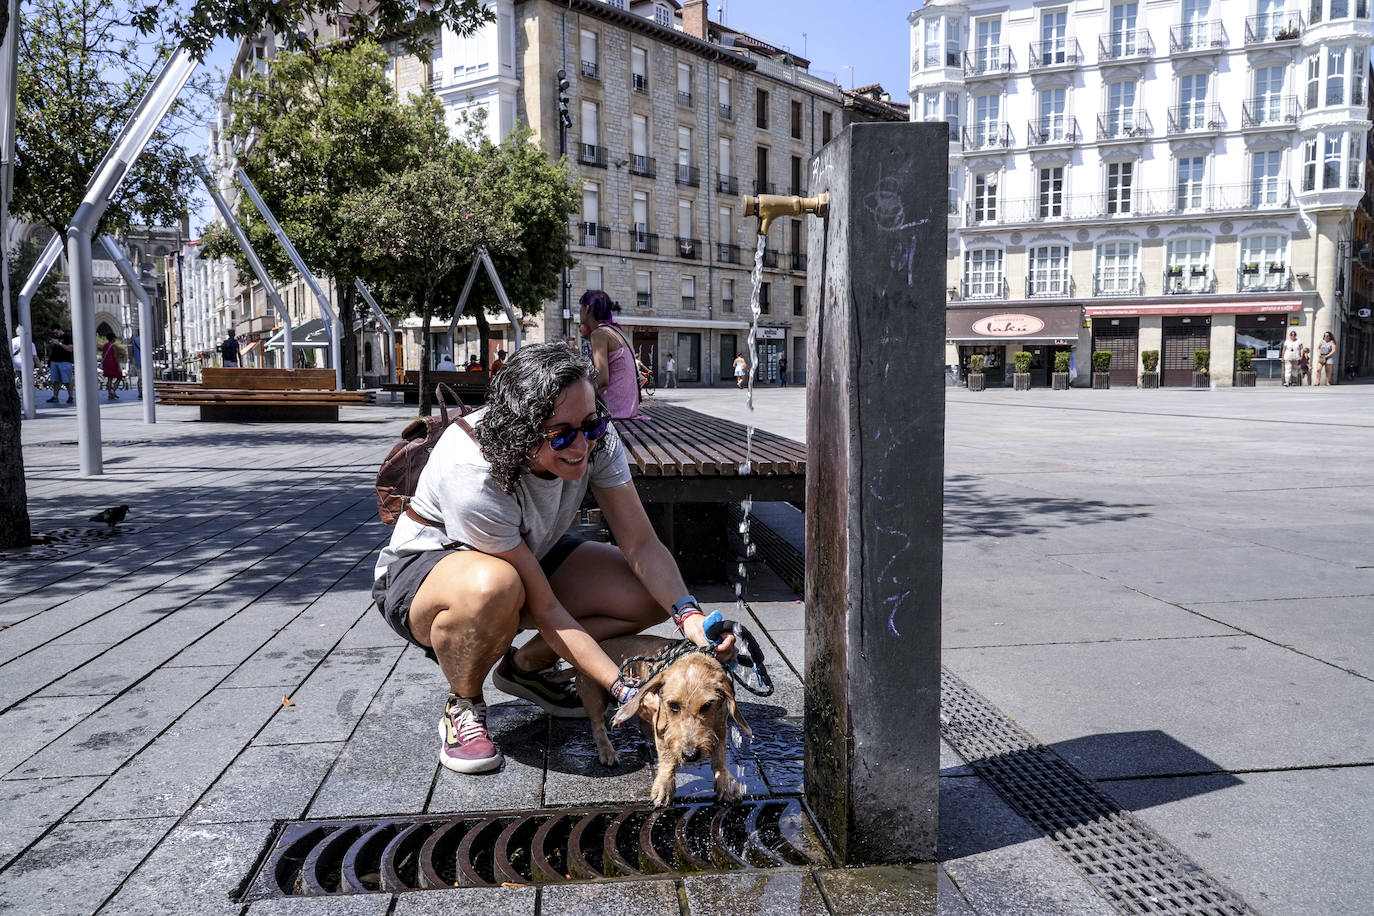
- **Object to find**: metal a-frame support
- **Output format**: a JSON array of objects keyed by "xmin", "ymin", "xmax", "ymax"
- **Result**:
[
  {"xmin": 14, "ymin": 235, "xmax": 62, "ymax": 419},
  {"xmin": 449, "ymin": 246, "xmax": 522, "ymax": 360},
  {"xmin": 353, "ymin": 278, "xmax": 394, "ymax": 387},
  {"xmin": 97, "ymin": 235, "xmax": 155, "ymax": 423}
]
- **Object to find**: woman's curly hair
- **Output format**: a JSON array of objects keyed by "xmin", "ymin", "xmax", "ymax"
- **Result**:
[{"xmin": 477, "ymin": 342, "xmax": 608, "ymax": 493}]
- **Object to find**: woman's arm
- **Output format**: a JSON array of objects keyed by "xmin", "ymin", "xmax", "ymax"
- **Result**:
[{"xmin": 589, "ymin": 328, "xmax": 612, "ymax": 392}]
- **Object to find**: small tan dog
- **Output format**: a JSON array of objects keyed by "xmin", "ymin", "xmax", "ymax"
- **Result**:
[{"xmin": 576, "ymin": 635, "xmax": 752, "ymax": 807}]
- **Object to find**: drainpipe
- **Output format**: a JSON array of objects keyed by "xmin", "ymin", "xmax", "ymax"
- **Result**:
[
  {"xmin": 15, "ymin": 235, "xmax": 63, "ymax": 419},
  {"xmin": 194, "ymin": 162, "xmax": 293, "ymax": 368},
  {"xmin": 235, "ymin": 166, "xmax": 341, "ymax": 388},
  {"xmin": 98, "ymin": 235, "xmax": 155, "ymax": 424}
]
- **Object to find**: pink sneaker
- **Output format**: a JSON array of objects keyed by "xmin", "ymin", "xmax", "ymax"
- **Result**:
[{"xmin": 438, "ymin": 694, "xmax": 502, "ymax": 774}]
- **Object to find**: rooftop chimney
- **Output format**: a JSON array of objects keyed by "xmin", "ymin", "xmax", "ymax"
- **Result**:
[{"xmin": 683, "ymin": 0, "xmax": 708, "ymax": 40}]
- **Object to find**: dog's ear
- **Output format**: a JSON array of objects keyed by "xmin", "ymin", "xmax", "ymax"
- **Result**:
[
  {"xmin": 611, "ymin": 670, "xmax": 665, "ymax": 727},
  {"xmin": 721, "ymin": 674, "xmax": 752, "ymax": 737}
]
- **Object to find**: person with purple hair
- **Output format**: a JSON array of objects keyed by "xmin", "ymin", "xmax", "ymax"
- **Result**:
[{"xmin": 579, "ymin": 290, "xmax": 642, "ymax": 420}]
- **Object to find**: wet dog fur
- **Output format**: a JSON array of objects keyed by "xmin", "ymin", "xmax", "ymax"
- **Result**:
[{"xmin": 576, "ymin": 635, "xmax": 751, "ymax": 807}]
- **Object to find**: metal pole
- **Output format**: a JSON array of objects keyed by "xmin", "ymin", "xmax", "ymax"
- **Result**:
[
  {"xmin": 194, "ymin": 162, "xmax": 293, "ymax": 367},
  {"xmin": 0, "ymin": 0, "xmax": 20, "ymax": 349},
  {"xmin": 235, "ymin": 166, "xmax": 341, "ymax": 389},
  {"xmin": 99, "ymin": 235, "xmax": 154, "ymax": 423},
  {"xmin": 354, "ymin": 277, "xmax": 393, "ymax": 384},
  {"xmin": 452, "ymin": 246, "xmax": 523, "ymax": 354},
  {"xmin": 16, "ymin": 234, "xmax": 63, "ymax": 419}
]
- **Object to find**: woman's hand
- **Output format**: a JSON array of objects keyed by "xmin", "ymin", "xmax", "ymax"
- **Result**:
[{"xmin": 682, "ymin": 613, "xmax": 738, "ymax": 664}]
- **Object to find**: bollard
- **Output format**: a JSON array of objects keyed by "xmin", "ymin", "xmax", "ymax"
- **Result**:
[{"xmin": 804, "ymin": 122, "xmax": 947, "ymax": 864}]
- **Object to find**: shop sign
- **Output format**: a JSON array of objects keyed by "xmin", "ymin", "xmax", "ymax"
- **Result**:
[
  {"xmin": 947, "ymin": 305, "xmax": 1082, "ymax": 342},
  {"xmin": 1359, "ymin": 308, "xmax": 1372, "ymax": 318},
  {"xmin": 970, "ymin": 313, "xmax": 1045, "ymax": 337},
  {"xmin": 755, "ymin": 327, "xmax": 786, "ymax": 340}
]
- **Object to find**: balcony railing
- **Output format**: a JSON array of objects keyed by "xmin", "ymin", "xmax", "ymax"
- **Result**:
[
  {"xmin": 1164, "ymin": 267, "xmax": 1216, "ymax": 294},
  {"xmin": 960, "ymin": 277, "xmax": 1009, "ymax": 300},
  {"xmin": 1029, "ymin": 38, "xmax": 1083, "ymax": 69},
  {"xmin": 1096, "ymin": 110, "xmax": 1154, "ymax": 140},
  {"xmin": 1099, "ymin": 30, "xmax": 1155, "ymax": 62},
  {"xmin": 719, "ymin": 102, "xmax": 733, "ymax": 120},
  {"xmin": 1026, "ymin": 275, "xmax": 1074, "ymax": 298},
  {"xmin": 922, "ymin": 48, "xmax": 963, "ymax": 68},
  {"xmin": 629, "ymin": 154, "xmax": 656, "ymax": 177},
  {"xmin": 681, "ymin": 296, "xmax": 696, "ymax": 310},
  {"xmin": 1237, "ymin": 265, "xmax": 1294, "ymax": 292},
  {"xmin": 1241, "ymin": 95, "xmax": 1301, "ymax": 128},
  {"xmin": 581, "ymin": 60, "xmax": 599, "ymax": 79},
  {"xmin": 963, "ymin": 46, "xmax": 1015, "ymax": 77},
  {"xmin": 716, "ymin": 242, "xmax": 740, "ymax": 263},
  {"xmin": 675, "ymin": 237, "xmax": 701, "ymax": 259},
  {"xmin": 1093, "ymin": 273, "xmax": 1146, "ymax": 297},
  {"xmin": 676, "ymin": 163, "xmax": 700, "ymax": 187},
  {"xmin": 627, "ymin": 227, "xmax": 659, "ymax": 254},
  {"xmin": 965, "ymin": 182, "xmax": 1296, "ymax": 227},
  {"xmin": 961, "ymin": 123, "xmax": 1012, "ymax": 151},
  {"xmin": 1166, "ymin": 103, "xmax": 1225, "ymax": 135},
  {"xmin": 632, "ymin": 73, "xmax": 648, "ymax": 93},
  {"xmin": 1169, "ymin": 20, "xmax": 1228, "ymax": 54},
  {"xmin": 1028, "ymin": 116, "xmax": 1080, "ymax": 146},
  {"xmin": 752, "ymin": 179, "xmax": 776, "ymax": 195},
  {"xmin": 636, "ymin": 293, "xmax": 651, "ymax": 308},
  {"xmin": 1245, "ymin": 11, "xmax": 1304, "ymax": 42},
  {"xmin": 578, "ymin": 143, "xmax": 607, "ymax": 167},
  {"xmin": 717, "ymin": 173, "xmax": 739, "ymax": 195},
  {"xmin": 790, "ymin": 252, "xmax": 807, "ymax": 271},
  {"xmin": 762, "ymin": 248, "xmax": 780, "ymax": 269},
  {"xmin": 678, "ymin": 90, "xmax": 692, "ymax": 107},
  {"xmin": 578, "ymin": 222, "xmax": 610, "ymax": 249}
]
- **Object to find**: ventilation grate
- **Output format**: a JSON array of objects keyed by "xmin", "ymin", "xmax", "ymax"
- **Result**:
[
  {"xmin": 0, "ymin": 526, "xmax": 146, "ymax": 560},
  {"xmin": 941, "ymin": 669, "xmax": 1256, "ymax": 915},
  {"xmin": 241, "ymin": 797, "xmax": 828, "ymax": 900}
]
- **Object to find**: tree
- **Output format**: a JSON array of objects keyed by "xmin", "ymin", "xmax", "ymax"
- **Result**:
[
  {"xmin": 214, "ymin": 40, "xmax": 448, "ymax": 389},
  {"xmin": 6, "ymin": 232, "xmax": 67, "ymax": 340}
]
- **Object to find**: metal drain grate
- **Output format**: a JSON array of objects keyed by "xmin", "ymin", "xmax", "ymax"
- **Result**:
[
  {"xmin": 941, "ymin": 669, "xmax": 1256, "ymax": 916},
  {"xmin": 241, "ymin": 797, "xmax": 827, "ymax": 900},
  {"xmin": 0, "ymin": 525, "xmax": 145, "ymax": 560}
]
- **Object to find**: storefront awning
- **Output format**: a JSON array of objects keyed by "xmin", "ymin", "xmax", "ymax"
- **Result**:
[
  {"xmin": 1085, "ymin": 300, "xmax": 1303, "ymax": 317},
  {"xmin": 946, "ymin": 304, "xmax": 1082, "ymax": 343}
]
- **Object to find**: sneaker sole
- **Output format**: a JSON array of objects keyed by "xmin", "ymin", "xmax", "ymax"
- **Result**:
[
  {"xmin": 436, "ymin": 722, "xmax": 503, "ymax": 774},
  {"xmin": 492, "ymin": 669, "xmax": 589, "ymax": 719}
]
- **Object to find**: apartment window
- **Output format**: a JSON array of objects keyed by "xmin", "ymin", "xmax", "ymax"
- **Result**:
[
  {"xmin": 632, "ymin": 192, "xmax": 650, "ymax": 250},
  {"xmin": 678, "ymin": 62, "xmax": 692, "ymax": 106},
  {"xmin": 1240, "ymin": 234, "xmax": 1287, "ymax": 288},
  {"xmin": 790, "ymin": 100, "xmax": 803, "ymax": 139},
  {"xmin": 636, "ymin": 270, "xmax": 652, "ymax": 308},
  {"xmin": 677, "ymin": 126, "xmax": 694, "ymax": 184},
  {"xmin": 1029, "ymin": 245, "xmax": 1069, "ymax": 295},
  {"xmin": 682, "ymin": 275, "xmax": 696, "ymax": 310},
  {"xmin": 822, "ymin": 111, "xmax": 833, "ymax": 144},
  {"xmin": 1301, "ymin": 138, "xmax": 1318, "ymax": 190},
  {"xmin": 756, "ymin": 146, "xmax": 770, "ymax": 192},
  {"xmin": 581, "ymin": 183, "xmax": 599, "ymax": 245},
  {"xmin": 632, "ymin": 114, "xmax": 650, "ymax": 174},
  {"xmin": 1107, "ymin": 79, "xmax": 1137, "ymax": 135},
  {"xmin": 756, "ymin": 89, "xmax": 769, "ymax": 128},
  {"xmin": 945, "ymin": 92, "xmax": 961, "ymax": 133},
  {"xmin": 1350, "ymin": 133, "xmax": 1366, "ymax": 189},
  {"xmin": 1355, "ymin": 49, "xmax": 1368, "ymax": 102},
  {"xmin": 1251, "ymin": 149, "xmax": 1282, "ymax": 204},
  {"xmin": 1106, "ymin": 161, "xmax": 1134, "ymax": 214},
  {"xmin": 585, "ymin": 265, "xmax": 603, "ymax": 292},
  {"xmin": 792, "ymin": 285, "xmax": 804, "ymax": 316},
  {"xmin": 719, "ymin": 75, "xmax": 732, "ymax": 118},
  {"xmin": 678, "ymin": 199, "xmax": 694, "ymax": 252},
  {"xmin": 1252, "ymin": 65, "xmax": 1285, "ymax": 122},
  {"xmin": 1040, "ymin": 8, "xmax": 1068, "ymax": 63},
  {"xmin": 972, "ymin": 171, "xmax": 999, "ymax": 222},
  {"xmin": 1096, "ymin": 241, "xmax": 1139, "ymax": 294},
  {"xmin": 790, "ymin": 155, "xmax": 803, "ymax": 195},
  {"xmin": 1180, "ymin": 0, "xmax": 1211, "ymax": 50},
  {"xmin": 1110, "ymin": 1, "xmax": 1139, "ymax": 56},
  {"xmin": 974, "ymin": 93, "xmax": 1002, "ymax": 147},
  {"xmin": 1038, "ymin": 166, "xmax": 1064, "ymax": 218},
  {"xmin": 1179, "ymin": 73, "xmax": 1209, "ymax": 129},
  {"xmin": 655, "ymin": 2, "xmax": 672, "ymax": 27},
  {"xmin": 974, "ymin": 17, "xmax": 1002, "ymax": 73},
  {"xmin": 580, "ymin": 29, "xmax": 598, "ymax": 79},
  {"xmin": 964, "ymin": 249, "xmax": 1004, "ymax": 298},
  {"xmin": 923, "ymin": 93, "xmax": 941, "ymax": 120},
  {"xmin": 1166, "ymin": 238, "xmax": 1212, "ymax": 291},
  {"xmin": 631, "ymin": 46, "xmax": 648, "ymax": 92},
  {"xmin": 1176, "ymin": 156, "xmax": 1206, "ymax": 210},
  {"xmin": 760, "ymin": 282, "xmax": 771, "ymax": 314},
  {"xmin": 923, "ymin": 18, "xmax": 942, "ymax": 68},
  {"xmin": 1323, "ymin": 133, "xmax": 1342, "ymax": 188},
  {"xmin": 722, "ymin": 277, "xmax": 735, "ymax": 313},
  {"xmin": 580, "ymin": 100, "xmax": 601, "ymax": 165},
  {"xmin": 1306, "ymin": 55, "xmax": 1321, "ymax": 108},
  {"xmin": 1038, "ymin": 88, "xmax": 1067, "ymax": 141},
  {"xmin": 1326, "ymin": 47, "xmax": 1346, "ymax": 105}
]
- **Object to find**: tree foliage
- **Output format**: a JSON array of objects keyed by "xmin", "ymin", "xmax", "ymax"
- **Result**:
[{"xmin": 6, "ymin": 233, "xmax": 67, "ymax": 341}]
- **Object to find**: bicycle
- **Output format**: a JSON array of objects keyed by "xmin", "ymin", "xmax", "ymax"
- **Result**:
[{"xmin": 639, "ymin": 366, "xmax": 657, "ymax": 397}]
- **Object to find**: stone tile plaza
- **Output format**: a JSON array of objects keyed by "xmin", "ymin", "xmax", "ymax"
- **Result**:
[{"xmin": 3, "ymin": 384, "xmax": 1371, "ymax": 915}]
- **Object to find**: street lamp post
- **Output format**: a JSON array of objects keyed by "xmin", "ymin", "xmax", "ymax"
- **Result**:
[{"xmin": 558, "ymin": 69, "xmax": 572, "ymax": 343}]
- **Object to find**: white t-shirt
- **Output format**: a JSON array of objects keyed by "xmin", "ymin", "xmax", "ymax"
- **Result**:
[
  {"xmin": 374, "ymin": 407, "xmax": 632, "ymax": 582},
  {"xmin": 666, "ymin": 357, "xmax": 676, "ymax": 372},
  {"xmin": 1281, "ymin": 338, "xmax": 1304, "ymax": 360},
  {"xmin": 11, "ymin": 336, "xmax": 35, "ymax": 372}
]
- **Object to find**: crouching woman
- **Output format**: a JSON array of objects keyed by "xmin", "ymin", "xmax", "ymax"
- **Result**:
[{"xmin": 373, "ymin": 342, "xmax": 731, "ymax": 774}]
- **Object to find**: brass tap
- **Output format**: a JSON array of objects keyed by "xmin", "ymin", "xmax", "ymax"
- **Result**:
[{"xmin": 742, "ymin": 193, "xmax": 829, "ymax": 237}]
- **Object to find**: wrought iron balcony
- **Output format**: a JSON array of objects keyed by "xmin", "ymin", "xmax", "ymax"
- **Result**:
[
  {"xmin": 717, "ymin": 173, "xmax": 738, "ymax": 195},
  {"xmin": 1169, "ymin": 19, "xmax": 1228, "ymax": 54},
  {"xmin": 790, "ymin": 252, "xmax": 807, "ymax": 271},
  {"xmin": 675, "ymin": 237, "xmax": 701, "ymax": 260},
  {"xmin": 577, "ymin": 222, "xmax": 610, "ymax": 249},
  {"xmin": 963, "ymin": 46, "xmax": 1015, "ymax": 78},
  {"xmin": 1241, "ymin": 96, "xmax": 1301, "ymax": 128},
  {"xmin": 922, "ymin": 48, "xmax": 963, "ymax": 68},
  {"xmin": 632, "ymin": 73, "xmax": 648, "ymax": 93},
  {"xmin": 1164, "ymin": 267, "xmax": 1216, "ymax": 295},
  {"xmin": 1237, "ymin": 264, "xmax": 1294, "ymax": 292},
  {"xmin": 676, "ymin": 163, "xmax": 700, "ymax": 187},
  {"xmin": 581, "ymin": 60, "xmax": 599, "ymax": 79},
  {"xmin": 762, "ymin": 248, "xmax": 780, "ymax": 269},
  {"xmin": 629, "ymin": 154, "xmax": 656, "ymax": 178},
  {"xmin": 681, "ymin": 296, "xmax": 696, "ymax": 310},
  {"xmin": 752, "ymin": 179, "xmax": 776, "ymax": 195},
  {"xmin": 1093, "ymin": 273, "xmax": 1146, "ymax": 297},
  {"xmin": 716, "ymin": 242, "xmax": 741, "ymax": 264},
  {"xmin": 678, "ymin": 89, "xmax": 692, "ymax": 107},
  {"xmin": 960, "ymin": 277, "xmax": 1009, "ymax": 300},
  {"xmin": 961, "ymin": 123, "xmax": 1012, "ymax": 151},
  {"xmin": 1245, "ymin": 12, "xmax": 1303, "ymax": 42},
  {"xmin": 1029, "ymin": 38, "xmax": 1082, "ymax": 70},
  {"xmin": 1096, "ymin": 110, "xmax": 1154, "ymax": 140},
  {"xmin": 719, "ymin": 102, "xmax": 733, "ymax": 120},
  {"xmin": 1166, "ymin": 103, "xmax": 1225, "ymax": 135},
  {"xmin": 1026, "ymin": 275, "xmax": 1074, "ymax": 298},
  {"xmin": 1027, "ymin": 116, "xmax": 1080, "ymax": 146},
  {"xmin": 578, "ymin": 143, "xmax": 607, "ymax": 167},
  {"xmin": 1098, "ymin": 30, "xmax": 1155, "ymax": 62},
  {"xmin": 627, "ymin": 227, "xmax": 659, "ymax": 254},
  {"xmin": 636, "ymin": 292, "xmax": 651, "ymax": 308}
]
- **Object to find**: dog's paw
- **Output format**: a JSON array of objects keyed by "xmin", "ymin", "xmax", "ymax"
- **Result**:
[
  {"xmin": 597, "ymin": 743, "xmax": 620, "ymax": 767},
  {"xmin": 715, "ymin": 774, "xmax": 744, "ymax": 803},
  {"xmin": 650, "ymin": 780, "xmax": 675, "ymax": 807}
]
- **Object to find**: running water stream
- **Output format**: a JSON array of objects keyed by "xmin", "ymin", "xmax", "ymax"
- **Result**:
[{"xmin": 733, "ymin": 234, "xmax": 768, "ymax": 616}]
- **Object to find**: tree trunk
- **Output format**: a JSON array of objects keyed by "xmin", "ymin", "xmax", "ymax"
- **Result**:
[
  {"xmin": 340, "ymin": 283, "xmax": 359, "ymax": 390},
  {"xmin": 474, "ymin": 309, "xmax": 490, "ymax": 368},
  {"xmin": 0, "ymin": 380, "xmax": 31, "ymax": 548},
  {"xmin": 418, "ymin": 293, "xmax": 433, "ymax": 417}
]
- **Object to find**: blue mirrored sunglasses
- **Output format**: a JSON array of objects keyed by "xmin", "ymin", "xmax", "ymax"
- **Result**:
[{"xmin": 541, "ymin": 414, "xmax": 609, "ymax": 451}]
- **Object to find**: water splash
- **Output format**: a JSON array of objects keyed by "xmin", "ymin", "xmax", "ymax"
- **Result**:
[{"xmin": 734, "ymin": 235, "xmax": 768, "ymax": 623}]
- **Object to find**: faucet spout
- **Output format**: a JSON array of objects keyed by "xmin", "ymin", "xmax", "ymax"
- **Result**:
[{"xmin": 742, "ymin": 193, "xmax": 829, "ymax": 237}]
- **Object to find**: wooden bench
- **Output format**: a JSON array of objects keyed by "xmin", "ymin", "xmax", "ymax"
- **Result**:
[
  {"xmin": 155, "ymin": 368, "xmax": 371, "ymax": 422},
  {"xmin": 380, "ymin": 369, "xmax": 489, "ymax": 406},
  {"xmin": 613, "ymin": 401, "xmax": 806, "ymax": 581}
]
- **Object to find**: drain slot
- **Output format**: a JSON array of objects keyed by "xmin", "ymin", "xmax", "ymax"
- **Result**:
[{"xmin": 242, "ymin": 797, "xmax": 828, "ymax": 900}]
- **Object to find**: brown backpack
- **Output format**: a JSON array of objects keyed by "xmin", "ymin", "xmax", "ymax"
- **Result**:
[{"xmin": 375, "ymin": 384, "xmax": 473, "ymax": 526}]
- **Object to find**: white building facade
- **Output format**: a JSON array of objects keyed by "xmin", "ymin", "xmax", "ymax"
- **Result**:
[{"xmin": 911, "ymin": 0, "xmax": 1372, "ymax": 386}]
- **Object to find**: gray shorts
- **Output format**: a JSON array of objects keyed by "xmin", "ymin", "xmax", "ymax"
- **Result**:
[{"xmin": 371, "ymin": 533, "xmax": 587, "ymax": 661}]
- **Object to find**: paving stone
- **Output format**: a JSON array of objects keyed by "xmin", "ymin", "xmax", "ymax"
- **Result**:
[
  {"xmin": 1180, "ymin": 594, "xmax": 1374, "ymax": 679},
  {"xmin": 542, "ymin": 713, "xmax": 657, "ymax": 807},
  {"xmin": 391, "ymin": 885, "xmax": 537, "ymax": 915},
  {"xmin": 219, "ymin": 602, "xmax": 374, "ymax": 689},
  {"xmin": 684, "ymin": 869, "xmax": 827, "ymax": 916},
  {"xmin": 0, "ymin": 640, "xmax": 114, "ymax": 709},
  {"xmin": 97, "ymin": 820, "xmax": 274, "ymax": 916},
  {"xmin": 250, "ymin": 647, "xmax": 402, "ymax": 745},
  {"xmin": 186, "ymin": 742, "xmax": 345, "ymax": 825},
  {"xmin": 245, "ymin": 897, "xmax": 391, "ymax": 916},
  {"xmin": 164, "ymin": 600, "xmax": 318, "ymax": 670},
  {"xmin": 0, "ymin": 694, "xmax": 113, "ymax": 778},
  {"xmin": 540, "ymin": 878, "xmax": 679, "ymax": 916},
  {"xmin": 0, "ymin": 815, "xmax": 175, "ymax": 916},
  {"xmin": 67, "ymin": 685, "xmax": 283, "ymax": 821},
  {"xmin": 13, "ymin": 665, "xmax": 233, "ymax": 778},
  {"xmin": 334, "ymin": 603, "xmax": 402, "ymax": 651},
  {"xmin": 0, "ymin": 775, "xmax": 102, "ymax": 865},
  {"xmin": 817, "ymin": 865, "xmax": 940, "ymax": 915},
  {"xmin": 936, "ymin": 866, "xmax": 978, "ymax": 916}
]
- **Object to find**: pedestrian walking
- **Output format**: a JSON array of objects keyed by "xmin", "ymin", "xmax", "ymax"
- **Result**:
[
  {"xmin": 46, "ymin": 327, "xmax": 75, "ymax": 405},
  {"xmin": 11, "ymin": 325, "xmax": 38, "ymax": 386},
  {"xmin": 1315, "ymin": 332, "xmax": 1335, "ymax": 386},
  {"xmin": 733, "ymin": 354, "xmax": 747, "ymax": 389},
  {"xmin": 665, "ymin": 352, "xmax": 677, "ymax": 388},
  {"xmin": 101, "ymin": 332, "xmax": 124, "ymax": 400},
  {"xmin": 220, "ymin": 331, "xmax": 241, "ymax": 368},
  {"xmin": 777, "ymin": 355, "xmax": 788, "ymax": 387},
  {"xmin": 1280, "ymin": 330, "xmax": 1303, "ymax": 386},
  {"xmin": 371, "ymin": 343, "xmax": 736, "ymax": 775}
]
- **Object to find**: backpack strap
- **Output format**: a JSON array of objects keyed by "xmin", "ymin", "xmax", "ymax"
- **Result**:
[{"xmin": 407, "ymin": 411, "xmax": 480, "ymax": 530}]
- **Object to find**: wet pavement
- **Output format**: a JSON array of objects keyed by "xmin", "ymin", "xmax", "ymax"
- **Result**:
[{"xmin": 3, "ymin": 381, "xmax": 1372, "ymax": 914}]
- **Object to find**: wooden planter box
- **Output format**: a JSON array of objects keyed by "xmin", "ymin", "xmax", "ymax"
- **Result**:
[
  {"xmin": 1234, "ymin": 371, "xmax": 1256, "ymax": 387},
  {"xmin": 967, "ymin": 372, "xmax": 986, "ymax": 392},
  {"xmin": 1012, "ymin": 372, "xmax": 1031, "ymax": 391},
  {"xmin": 1091, "ymin": 372, "xmax": 1110, "ymax": 389},
  {"xmin": 1140, "ymin": 372, "xmax": 1160, "ymax": 388},
  {"xmin": 1051, "ymin": 372, "xmax": 1070, "ymax": 390},
  {"xmin": 1192, "ymin": 372, "xmax": 1210, "ymax": 389}
]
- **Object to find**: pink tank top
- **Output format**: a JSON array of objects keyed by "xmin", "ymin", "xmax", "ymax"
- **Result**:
[{"xmin": 601, "ymin": 335, "xmax": 642, "ymax": 420}]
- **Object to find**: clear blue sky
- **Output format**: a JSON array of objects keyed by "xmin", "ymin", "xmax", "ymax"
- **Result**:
[{"xmin": 719, "ymin": 0, "xmax": 915, "ymax": 103}]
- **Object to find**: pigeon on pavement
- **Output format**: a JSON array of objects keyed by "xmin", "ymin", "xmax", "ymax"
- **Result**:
[{"xmin": 90, "ymin": 505, "xmax": 129, "ymax": 528}]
